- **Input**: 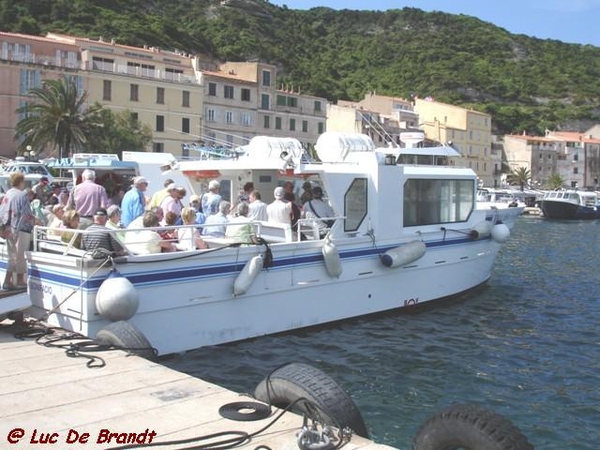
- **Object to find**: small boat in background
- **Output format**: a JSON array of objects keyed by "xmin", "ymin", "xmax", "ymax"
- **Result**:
[{"xmin": 540, "ymin": 189, "xmax": 600, "ymax": 220}]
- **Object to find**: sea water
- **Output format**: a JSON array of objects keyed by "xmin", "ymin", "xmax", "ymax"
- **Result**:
[{"xmin": 166, "ymin": 216, "xmax": 600, "ymax": 450}]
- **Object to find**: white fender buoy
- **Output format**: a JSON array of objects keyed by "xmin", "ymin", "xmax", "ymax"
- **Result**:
[
  {"xmin": 96, "ymin": 270, "xmax": 139, "ymax": 322},
  {"xmin": 233, "ymin": 254, "xmax": 264, "ymax": 297},
  {"xmin": 322, "ymin": 236, "xmax": 342, "ymax": 278},
  {"xmin": 491, "ymin": 223, "xmax": 510, "ymax": 243},
  {"xmin": 381, "ymin": 240, "xmax": 426, "ymax": 268},
  {"xmin": 471, "ymin": 220, "xmax": 494, "ymax": 239}
]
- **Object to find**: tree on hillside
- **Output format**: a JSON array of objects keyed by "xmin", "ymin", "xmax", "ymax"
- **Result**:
[
  {"xmin": 507, "ymin": 166, "xmax": 531, "ymax": 191},
  {"xmin": 15, "ymin": 77, "xmax": 101, "ymax": 159},
  {"xmin": 546, "ymin": 173, "xmax": 564, "ymax": 190},
  {"xmin": 86, "ymin": 108, "xmax": 153, "ymax": 158}
]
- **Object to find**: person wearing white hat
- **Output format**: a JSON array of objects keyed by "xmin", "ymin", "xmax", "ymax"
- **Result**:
[
  {"xmin": 120, "ymin": 176, "xmax": 148, "ymax": 227},
  {"xmin": 266, "ymin": 186, "xmax": 292, "ymax": 225},
  {"xmin": 201, "ymin": 179, "xmax": 222, "ymax": 218}
]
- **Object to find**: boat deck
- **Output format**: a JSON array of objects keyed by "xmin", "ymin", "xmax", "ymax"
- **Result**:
[{"xmin": 0, "ymin": 321, "xmax": 395, "ymax": 450}]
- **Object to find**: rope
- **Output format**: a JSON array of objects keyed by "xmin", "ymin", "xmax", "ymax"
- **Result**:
[
  {"xmin": 104, "ymin": 363, "xmax": 351, "ymax": 450},
  {"xmin": 13, "ymin": 322, "xmax": 158, "ymax": 369}
]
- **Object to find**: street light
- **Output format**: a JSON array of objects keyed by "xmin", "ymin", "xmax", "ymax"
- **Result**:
[{"xmin": 25, "ymin": 145, "xmax": 32, "ymax": 160}]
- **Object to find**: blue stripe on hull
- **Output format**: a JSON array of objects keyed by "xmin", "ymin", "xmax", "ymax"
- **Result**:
[{"xmin": 27, "ymin": 236, "xmax": 487, "ymax": 289}]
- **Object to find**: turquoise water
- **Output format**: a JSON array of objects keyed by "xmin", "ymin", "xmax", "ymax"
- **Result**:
[{"xmin": 166, "ymin": 217, "xmax": 600, "ymax": 449}]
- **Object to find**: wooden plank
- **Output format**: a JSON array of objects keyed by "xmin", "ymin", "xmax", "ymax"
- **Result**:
[{"xmin": 0, "ymin": 329, "xmax": 396, "ymax": 450}]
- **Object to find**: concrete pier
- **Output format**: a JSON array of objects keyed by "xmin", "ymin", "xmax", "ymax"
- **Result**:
[{"xmin": 0, "ymin": 322, "xmax": 395, "ymax": 450}]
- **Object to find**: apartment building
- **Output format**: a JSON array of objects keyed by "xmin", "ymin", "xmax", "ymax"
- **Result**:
[
  {"xmin": 503, "ymin": 130, "xmax": 600, "ymax": 189},
  {"xmin": 46, "ymin": 33, "xmax": 203, "ymax": 156},
  {"xmin": 0, "ymin": 31, "xmax": 328, "ymax": 160},
  {"xmin": 347, "ymin": 92, "xmax": 420, "ymax": 129},
  {"xmin": 200, "ymin": 70, "xmax": 258, "ymax": 148},
  {"xmin": 503, "ymin": 134, "xmax": 561, "ymax": 187},
  {"xmin": 216, "ymin": 62, "xmax": 327, "ymax": 149},
  {"xmin": 0, "ymin": 31, "xmax": 204, "ymax": 158},
  {"xmin": 547, "ymin": 131, "xmax": 600, "ymax": 188},
  {"xmin": 0, "ymin": 32, "xmax": 83, "ymax": 158},
  {"xmin": 327, "ymin": 93, "xmax": 421, "ymax": 148},
  {"xmin": 327, "ymin": 103, "xmax": 409, "ymax": 147},
  {"xmin": 414, "ymin": 99, "xmax": 497, "ymax": 186}
]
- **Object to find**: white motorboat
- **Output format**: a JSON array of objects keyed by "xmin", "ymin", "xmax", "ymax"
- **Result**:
[{"xmin": 2, "ymin": 133, "xmax": 519, "ymax": 355}]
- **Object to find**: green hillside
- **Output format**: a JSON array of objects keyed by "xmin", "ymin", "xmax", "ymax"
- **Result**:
[{"xmin": 2, "ymin": 0, "xmax": 600, "ymax": 134}]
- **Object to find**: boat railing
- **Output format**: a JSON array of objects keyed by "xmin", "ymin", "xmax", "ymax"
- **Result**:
[{"xmin": 30, "ymin": 215, "xmax": 346, "ymax": 258}]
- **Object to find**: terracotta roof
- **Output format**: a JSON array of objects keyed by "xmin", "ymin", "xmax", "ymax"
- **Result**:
[
  {"xmin": 505, "ymin": 134, "xmax": 556, "ymax": 142},
  {"xmin": 549, "ymin": 131, "xmax": 584, "ymax": 140}
]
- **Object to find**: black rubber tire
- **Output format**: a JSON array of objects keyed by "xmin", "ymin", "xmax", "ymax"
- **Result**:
[
  {"xmin": 412, "ymin": 404, "xmax": 534, "ymax": 450},
  {"xmin": 254, "ymin": 362, "xmax": 369, "ymax": 438},
  {"xmin": 95, "ymin": 321, "xmax": 156, "ymax": 360}
]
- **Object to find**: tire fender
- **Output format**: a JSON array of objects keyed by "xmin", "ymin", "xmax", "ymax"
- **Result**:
[
  {"xmin": 95, "ymin": 321, "xmax": 156, "ymax": 360},
  {"xmin": 413, "ymin": 404, "xmax": 533, "ymax": 450},
  {"xmin": 254, "ymin": 363, "xmax": 368, "ymax": 438}
]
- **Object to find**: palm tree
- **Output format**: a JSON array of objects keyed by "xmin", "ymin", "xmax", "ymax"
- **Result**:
[
  {"xmin": 546, "ymin": 173, "xmax": 564, "ymax": 190},
  {"xmin": 507, "ymin": 166, "xmax": 531, "ymax": 191},
  {"xmin": 15, "ymin": 77, "xmax": 100, "ymax": 159}
]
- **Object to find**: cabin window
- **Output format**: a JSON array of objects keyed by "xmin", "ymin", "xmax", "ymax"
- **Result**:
[
  {"xmin": 403, "ymin": 179, "xmax": 473, "ymax": 227},
  {"xmin": 344, "ymin": 178, "xmax": 368, "ymax": 232}
]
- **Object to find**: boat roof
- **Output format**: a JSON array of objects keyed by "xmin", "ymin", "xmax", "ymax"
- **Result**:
[
  {"xmin": 47, "ymin": 156, "xmax": 138, "ymax": 170},
  {"xmin": 395, "ymin": 146, "xmax": 461, "ymax": 157}
]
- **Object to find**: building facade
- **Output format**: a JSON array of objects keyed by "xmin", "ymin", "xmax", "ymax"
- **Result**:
[
  {"xmin": 0, "ymin": 32, "xmax": 82, "ymax": 158},
  {"xmin": 47, "ymin": 33, "xmax": 204, "ymax": 157},
  {"xmin": 414, "ymin": 99, "xmax": 497, "ymax": 186},
  {"xmin": 503, "ymin": 130, "xmax": 600, "ymax": 189},
  {"xmin": 218, "ymin": 62, "xmax": 327, "ymax": 150},
  {"xmin": 327, "ymin": 93, "xmax": 420, "ymax": 147},
  {"xmin": 503, "ymin": 134, "xmax": 561, "ymax": 188},
  {"xmin": 200, "ymin": 70, "xmax": 258, "ymax": 148}
]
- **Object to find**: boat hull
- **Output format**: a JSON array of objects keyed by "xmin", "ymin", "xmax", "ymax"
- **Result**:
[
  {"xmin": 540, "ymin": 200, "xmax": 600, "ymax": 220},
  {"xmin": 22, "ymin": 235, "xmax": 503, "ymax": 355}
]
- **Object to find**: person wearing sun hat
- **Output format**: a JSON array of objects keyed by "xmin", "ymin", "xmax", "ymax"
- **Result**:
[{"xmin": 120, "ymin": 176, "xmax": 148, "ymax": 227}]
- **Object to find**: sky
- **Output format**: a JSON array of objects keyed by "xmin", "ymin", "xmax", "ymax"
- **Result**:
[{"xmin": 269, "ymin": 0, "xmax": 600, "ymax": 46}]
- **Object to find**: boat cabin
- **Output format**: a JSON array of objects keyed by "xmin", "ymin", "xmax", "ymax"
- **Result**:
[
  {"xmin": 177, "ymin": 133, "xmax": 477, "ymax": 243},
  {"xmin": 46, "ymin": 153, "xmax": 139, "ymax": 202}
]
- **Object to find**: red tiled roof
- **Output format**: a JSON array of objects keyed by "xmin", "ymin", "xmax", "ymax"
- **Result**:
[{"xmin": 505, "ymin": 134, "xmax": 556, "ymax": 142}]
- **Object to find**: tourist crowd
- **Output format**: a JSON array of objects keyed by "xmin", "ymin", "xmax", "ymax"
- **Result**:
[{"xmin": 0, "ymin": 171, "xmax": 335, "ymax": 290}]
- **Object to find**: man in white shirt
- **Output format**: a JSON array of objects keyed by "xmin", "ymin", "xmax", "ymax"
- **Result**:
[
  {"xmin": 266, "ymin": 187, "xmax": 292, "ymax": 225},
  {"xmin": 248, "ymin": 190, "xmax": 268, "ymax": 222}
]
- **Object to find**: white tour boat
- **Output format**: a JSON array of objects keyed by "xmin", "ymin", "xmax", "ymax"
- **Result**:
[{"xmin": 1, "ymin": 133, "xmax": 521, "ymax": 355}]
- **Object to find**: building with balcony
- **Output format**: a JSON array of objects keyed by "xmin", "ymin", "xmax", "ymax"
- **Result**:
[
  {"xmin": 46, "ymin": 33, "xmax": 203, "ymax": 156},
  {"xmin": 216, "ymin": 62, "xmax": 327, "ymax": 149},
  {"xmin": 0, "ymin": 32, "xmax": 83, "ymax": 158},
  {"xmin": 200, "ymin": 70, "xmax": 258, "ymax": 149},
  {"xmin": 327, "ymin": 94, "xmax": 421, "ymax": 148},
  {"xmin": 345, "ymin": 92, "xmax": 420, "ymax": 130},
  {"xmin": 414, "ymin": 99, "xmax": 495, "ymax": 186},
  {"xmin": 0, "ymin": 32, "xmax": 328, "ymax": 160}
]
